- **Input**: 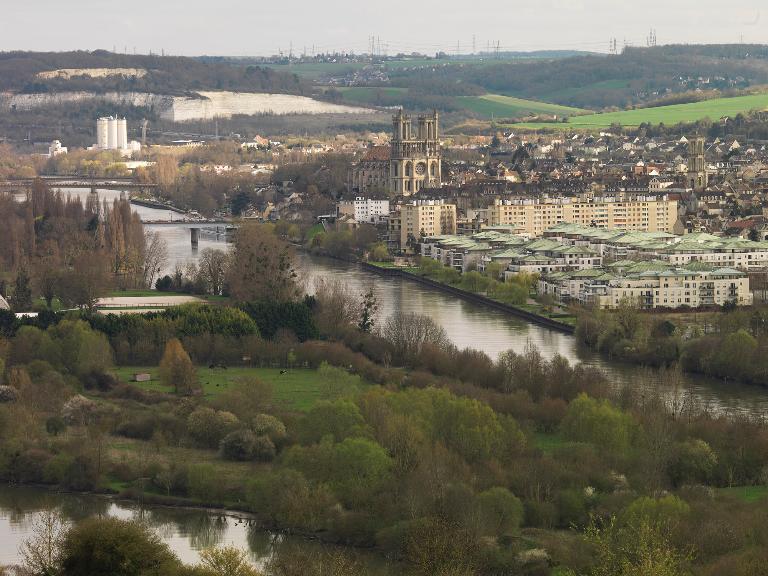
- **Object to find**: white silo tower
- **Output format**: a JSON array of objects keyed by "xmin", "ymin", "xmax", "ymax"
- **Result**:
[
  {"xmin": 97, "ymin": 117, "xmax": 109, "ymax": 149},
  {"xmin": 117, "ymin": 118, "xmax": 128, "ymax": 150},
  {"xmin": 107, "ymin": 116, "xmax": 118, "ymax": 149}
]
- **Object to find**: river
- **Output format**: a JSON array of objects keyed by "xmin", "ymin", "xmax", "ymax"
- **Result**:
[
  {"xmin": 55, "ymin": 187, "xmax": 768, "ymax": 417},
  {"xmin": 4, "ymin": 186, "xmax": 762, "ymax": 566}
]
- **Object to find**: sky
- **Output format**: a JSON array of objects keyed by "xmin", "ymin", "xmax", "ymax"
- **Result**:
[{"xmin": 1, "ymin": 0, "xmax": 766, "ymax": 57}]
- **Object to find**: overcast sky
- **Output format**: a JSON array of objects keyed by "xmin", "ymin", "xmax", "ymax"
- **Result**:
[{"xmin": 2, "ymin": 0, "xmax": 765, "ymax": 57}]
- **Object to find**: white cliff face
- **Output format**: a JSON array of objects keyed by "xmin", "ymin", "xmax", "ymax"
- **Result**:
[
  {"xmin": 168, "ymin": 91, "xmax": 372, "ymax": 121},
  {"xmin": 0, "ymin": 91, "xmax": 373, "ymax": 122}
]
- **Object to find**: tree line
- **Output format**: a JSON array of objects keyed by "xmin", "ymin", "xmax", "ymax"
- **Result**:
[{"xmin": 0, "ymin": 180, "xmax": 162, "ymax": 311}]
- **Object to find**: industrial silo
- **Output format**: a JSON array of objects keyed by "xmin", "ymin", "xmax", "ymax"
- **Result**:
[
  {"xmin": 107, "ymin": 116, "xmax": 118, "ymax": 149},
  {"xmin": 97, "ymin": 117, "xmax": 109, "ymax": 149},
  {"xmin": 117, "ymin": 118, "xmax": 128, "ymax": 150}
]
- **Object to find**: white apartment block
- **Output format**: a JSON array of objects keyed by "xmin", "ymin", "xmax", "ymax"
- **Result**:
[
  {"xmin": 490, "ymin": 195, "xmax": 678, "ymax": 236},
  {"xmin": 353, "ymin": 197, "xmax": 389, "ymax": 224},
  {"xmin": 590, "ymin": 268, "xmax": 752, "ymax": 310}
]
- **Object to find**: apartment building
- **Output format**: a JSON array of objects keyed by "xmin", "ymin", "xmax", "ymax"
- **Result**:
[
  {"xmin": 398, "ymin": 201, "xmax": 457, "ymax": 250},
  {"xmin": 545, "ymin": 223, "xmax": 768, "ymax": 271},
  {"xmin": 337, "ymin": 197, "xmax": 390, "ymax": 224},
  {"xmin": 591, "ymin": 268, "xmax": 752, "ymax": 309},
  {"xmin": 489, "ymin": 195, "xmax": 678, "ymax": 236},
  {"xmin": 540, "ymin": 262, "xmax": 752, "ymax": 310}
]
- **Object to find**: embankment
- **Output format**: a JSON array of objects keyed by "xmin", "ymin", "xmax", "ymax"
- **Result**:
[{"xmin": 361, "ymin": 262, "xmax": 575, "ymax": 334}]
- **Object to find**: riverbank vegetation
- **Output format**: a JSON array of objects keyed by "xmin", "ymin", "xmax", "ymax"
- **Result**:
[
  {"xmin": 0, "ymin": 180, "xmax": 171, "ymax": 311},
  {"xmin": 576, "ymin": 301, "xmax": 768, "ymax": 386},
  {"xmin": 411, "ymin": 258, "xmax": 577, "ymax": 326},
  {"xmin": 5, "ymin": 225, "xmax": 768, "ymax": 575}
]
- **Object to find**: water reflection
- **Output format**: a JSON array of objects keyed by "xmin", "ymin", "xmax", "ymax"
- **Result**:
[{"xmin": 0, "ymin": 486, "xmax": 393, "ymax": 572}]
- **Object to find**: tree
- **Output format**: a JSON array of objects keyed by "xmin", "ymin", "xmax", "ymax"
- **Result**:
[
  {"xmin": 358, "ymin": 288, "xmax": 378, "ymax": 333},
  {"xmin": 59, "ymin": 253, "xmax": 111, "ymax": 312},
  {"xmin": 369, "ymin": 242, "xmax": 390, "ymax": 262},
  {"xmin": 383, "ymin": 312, "xmax": 452, "ymax": 365},
  {"xmin": 297, "ymin": 399, "xmax": 368, "ymax": 444},
  {"xmin": 220, "ymin": 429, "xmax": 259, "ymax": 461},
  {"xmin": 142, "ymin": 231, "xmax": 168, "ymax": 289},
  {"xmin": 476, "ymin": 487, "xmax": 524, "ymax": 537},
  {"xmin": 227, "ymin": 224, "xmax": 299, "ymax": 303},
  {"xmin": 11, "ymin": 267, "xmax": 33, "ymax": 311},
  {"xmin": 60, "ymin": 517, "xmax": 182, "ymax": 576},
  {"xmin": 197, "ymin": 249, "xmax": 229, "ymax": 295},
  {"xmin": 668, "ymin": 439, "xmax": 717, "ymax": 486},
  {"xmin": 561, "ymin": 394, "xmax": 635, "ymax": 457},
  {"xmin": 198, "ymin": 547, "xmax": 262, "ymax": 576},
  {"xmin": 283, "ymin": 437, "xmax": 392, "ymax": 508},
  {"xmin": 586, "ymin": 514, "xmax": 692, "ymax": 576},
  {"xmin": 312, "ymin": 277, "xmax": 362, "ymax": 337},
  {"xmin": 159, "ymin": 338, "xmax": 199, "ymax": 395},
  {"xmin": 19, "ymin": 509, "xmax": 67, "ymax": 576},
  {"xmin": 152, "ymin": 155, "xmax": 179, "ymax": 187},
  {"xmin": 187, "ymin": 407, "xmax": 239, "ymax": 449}
]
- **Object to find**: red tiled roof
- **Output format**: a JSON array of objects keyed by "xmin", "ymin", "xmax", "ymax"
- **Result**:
[{"xmin": 361, "ymin": 146, "xmax": 391, "ymax": 162}]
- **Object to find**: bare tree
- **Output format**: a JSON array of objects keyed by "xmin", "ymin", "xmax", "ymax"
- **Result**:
[
  {"xmin": 197, "ymin": 248, "xmax": 229, "ymax": 295},
  {"xmin": 19, "ymin": 508, "xmax": 67, "ymax": 576},
  {"xmin": 382, "ymin": 312, "xmax": 453, "ymax": 365},
  {"xmin": 313, "ymin": 277, "xmax": 364, "ymax": 337},
  {"xmin": 142, "ymin": 231, "xmax": 168, "ymax": 289}
]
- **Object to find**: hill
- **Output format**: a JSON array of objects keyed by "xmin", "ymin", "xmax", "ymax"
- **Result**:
[
  {"xmin": 511, "ymin": 92, "xmax": 768, "ymax": 130},
  {"xmin": 456, "ymin": 94, "xmax": 586, "ymax": 119},
  {"xmin": 388, "ymin": 44, "xmax": 768, "ymax": 110},
  {"xmin": 0, "ymin": 51, "xmax": 307, "ymax": 95},
  {"xmin": 335, "ymin": 87, "xmax": 586, "ymax": 119}
]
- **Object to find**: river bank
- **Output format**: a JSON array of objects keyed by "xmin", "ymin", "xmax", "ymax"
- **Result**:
[
  {"xmin": 360, "ymin": 261, "xmax": 576, "ymax": 334},
  {"xmin": 130, "ymin": 197, "xmax": 187, "ymax": 214}
]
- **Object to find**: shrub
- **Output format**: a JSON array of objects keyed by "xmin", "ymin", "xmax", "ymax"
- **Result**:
[
  {"xmin": 61, "ymin": 517, "xmax": 181, "ymax": 576},
  {"xmin": 187, "ymin": 407, "xmax": 239, "ymax": 449},
  {"xmin": 251, "ymin": 435, "xmax": 276, "ymax": 462},
  {"xmin": 220, "ymin": 429, "xmax": 258, "ymax": 461}
]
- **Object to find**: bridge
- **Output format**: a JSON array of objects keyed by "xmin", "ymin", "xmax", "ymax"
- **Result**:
[
  {"xmin": 142, "ymin": 219, "xmax": 231, "ymax": 225},
  {"xmin": 190, "ymin": 224, "xmax": 239, "ymax": 245},
  {"xmin": 0, "ymin": 178, "xmax": 157, "ymax": 191}
]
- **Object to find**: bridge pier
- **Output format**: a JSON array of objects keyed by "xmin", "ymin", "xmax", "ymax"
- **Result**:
[{"xmin": 190, "ymin": 228, "xmax": 199, "ymax": 246}]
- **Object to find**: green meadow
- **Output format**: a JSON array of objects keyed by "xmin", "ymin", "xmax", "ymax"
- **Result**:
[
  {"xmin": 512, "ymin": 92, "xmax": 768, "ymax": 130},
  {"xmin": 112, "ymin": 365, "xmax": 367, "ymax": 411}
]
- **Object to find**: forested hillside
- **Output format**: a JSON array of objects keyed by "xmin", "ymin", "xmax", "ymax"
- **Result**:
[
  {"xmin": 385, "ymin": 45, "xmax": 768, "ymax": 110},
  {"xmin": 0, "ymin": 51, "xmax": 307, "ymax": 95}
]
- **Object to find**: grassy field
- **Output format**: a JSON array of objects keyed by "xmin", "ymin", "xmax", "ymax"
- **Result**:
[
  {"xmin": 112, "ymin": 366, "xmax": 363, "ymax": 411},
  {"xmin": 511, "ymin": 92, "xmax": 768, "ymax": 130},
  {"xmin": 533, "ymin": 432, "xmax": 568, "ymax": 454},
  {"xmin": 336, "ymin": 87, "xmax": 586, "ymax": 119},
  {"xmin": 337, "ymin": 86, "xmax": 406, "ymax": 104},
  {"xmin": 719, "ymin": 485, "xmax": 768, "ymax": 503},
  {"xmin": 537, "ymin": 79, "xmax": 630, "ymax": 105},
  {"xmin": 457, "ymin": 94, "xmax": 586, "ymax": 119}
]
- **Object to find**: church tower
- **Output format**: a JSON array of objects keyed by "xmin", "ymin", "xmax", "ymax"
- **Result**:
[
  {"xmin": 390, "ymin": 109, "xmax": 442, "ymax": 196},
  {"xmin": 687, "ymin": 137, "xmax": 708, "ymax": 191}
]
